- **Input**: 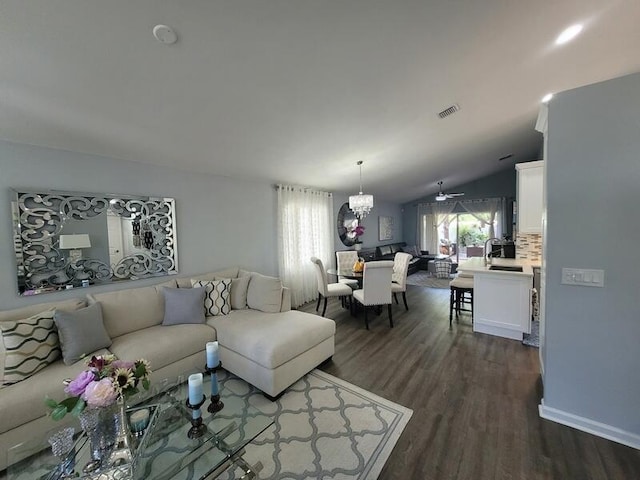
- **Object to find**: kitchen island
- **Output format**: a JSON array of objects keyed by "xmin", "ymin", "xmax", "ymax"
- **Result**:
[{"xmin": 458, "ymin": 257, "xmax": 535, "ymax": 340}]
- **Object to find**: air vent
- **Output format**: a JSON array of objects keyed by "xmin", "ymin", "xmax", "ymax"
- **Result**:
[{"xmin": 438, "ymin": 104, "xmax": 460, "ymax": 119}]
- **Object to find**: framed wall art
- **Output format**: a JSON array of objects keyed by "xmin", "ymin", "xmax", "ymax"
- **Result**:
[{"xmin": 378, "ymin": 215, "xmax": 393, "ymax": 241}]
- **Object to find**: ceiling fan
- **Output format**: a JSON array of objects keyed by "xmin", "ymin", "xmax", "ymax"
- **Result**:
[{"xmin": 435, "ymin": 181, "xmax": 464, "ymax": 201}]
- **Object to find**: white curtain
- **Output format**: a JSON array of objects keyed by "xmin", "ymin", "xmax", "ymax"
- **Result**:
[
  {"xmin": 419, "ymin": 212, "xmax": 435, "ymax": 253},
  {"xmin": 418, "ymin": 202, "xmax": 457, "ymax": 254},
  {"xmin": 459, "ymin": 198, "xmax": 503, "ymax": 239},
  {"xmin": 277, "ymin": 185, "xmax": 333, "ymax": 308}
]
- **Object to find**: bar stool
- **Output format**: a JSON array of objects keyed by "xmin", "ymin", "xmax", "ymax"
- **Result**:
[{"xmin": 449, "ymin": 276, "xmax": 474, "ymax": 325}]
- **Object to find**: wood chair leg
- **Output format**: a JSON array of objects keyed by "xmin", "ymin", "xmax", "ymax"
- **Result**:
[
  {"xmin": 449, "ymin": 287, "xmax": 454, "ymax": 326},
  {"xmin": 322, "ymin": 297, "xmax": 328, "ymax": 317},
  {"xmin": 364, "ymin": 307, "xmax": 369, "ymax": 330},
  {"xmin": 316, "ymin": 293, "xmax": 322, "ymax": 312},
  {"xmin": 393, "ymin": 293, "xmax": 398, "ymax": 304},
  {"xmin": 388, "ymin": 304, "xmax": 394, "ymax": 328},
  {"xmin": 402, "ymin": 292, "xmax": 408, "ymax": 311}
]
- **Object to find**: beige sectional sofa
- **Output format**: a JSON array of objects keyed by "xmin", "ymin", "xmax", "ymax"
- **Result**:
[{"xmin": 0, "ymin": 267, "xmax": 335, "ymax": 471}]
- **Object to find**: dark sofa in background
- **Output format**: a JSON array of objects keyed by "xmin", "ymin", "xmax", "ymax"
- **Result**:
[{"xmin": 375, "ymin": 242, "xmax": 435, "ymax": 275}]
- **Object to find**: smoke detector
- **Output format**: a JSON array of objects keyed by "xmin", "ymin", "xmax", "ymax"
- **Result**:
[{"xmin": 153, "ymin": 25, "xmax": 178, "ymax": 45}]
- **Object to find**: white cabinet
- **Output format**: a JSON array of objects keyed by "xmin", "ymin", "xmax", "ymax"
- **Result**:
[
  {"xmin": 516, "ymin": 161, "xmax": 544, "ymax": 234},
  {"xmin": 458, "ymin": 258, "xmax": 534, "ymax": 341},
  {"xmin": 473, "ymin": 270, "xmax": 533, "ymax": 341}
]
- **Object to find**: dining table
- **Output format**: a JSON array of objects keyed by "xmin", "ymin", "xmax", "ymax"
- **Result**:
[{"xmin": 326, "ymin": 267, "xmax": 363, "ymax": 287}]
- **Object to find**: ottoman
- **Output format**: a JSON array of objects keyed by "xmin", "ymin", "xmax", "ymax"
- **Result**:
[{"xmin": 207, "ymin": 310, "xmax": 335, "ymax": 398}]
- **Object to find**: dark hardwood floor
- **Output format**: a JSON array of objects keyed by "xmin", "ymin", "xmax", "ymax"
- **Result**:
[{"xmin": 299, "ymin": 285, "xmax": 640, "ymax": 480}]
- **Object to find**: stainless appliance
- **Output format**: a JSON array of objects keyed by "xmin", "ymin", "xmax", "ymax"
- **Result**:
[{"xmin": 490, "ymin": 241, "xmax": 516, "ymax": 258}]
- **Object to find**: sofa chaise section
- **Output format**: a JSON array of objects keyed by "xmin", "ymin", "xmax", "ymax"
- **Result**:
[{"xmin": 208, "ymin": 309, "xmax": 335, "ymax": 398}]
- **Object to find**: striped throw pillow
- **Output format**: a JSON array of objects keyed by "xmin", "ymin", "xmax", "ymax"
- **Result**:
[
  {"xmin": 191, "ymin": 279, "xmax": 231, "ymax": 316},
  {"xmin": 0, "ymin": 311, "xmax": 61, "ymax": 386}
]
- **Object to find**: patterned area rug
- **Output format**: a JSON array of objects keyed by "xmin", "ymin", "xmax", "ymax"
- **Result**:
[
  {"xmin": 219, "ymin": 369, "xmax": 412, "ymax": 480},
  {"xmin": 405, "ymin": 271, "xmax": 452, "ymax": 289}
]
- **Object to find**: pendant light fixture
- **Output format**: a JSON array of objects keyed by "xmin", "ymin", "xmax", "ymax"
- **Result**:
[{"xmin": 349, "ymin": 161, "xmax": 374, "ymax": 219}]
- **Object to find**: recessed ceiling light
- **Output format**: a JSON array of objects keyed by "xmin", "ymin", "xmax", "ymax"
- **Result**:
[
  {"xmin": 555, "ymin": 24, "xmax": 583, "ymax": 45},
  {"xmin": 541, "ymin": 93, "xmax": 553, "ymax": 103}
]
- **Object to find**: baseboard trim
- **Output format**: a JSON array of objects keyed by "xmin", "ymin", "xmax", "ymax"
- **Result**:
[
  {"xmin": 473, "ymin": 321, "xmax": 522, "ymax": 341},
  {"xmin": 539, "ymin": 400, "xmax": 640, "ymax": 450}
]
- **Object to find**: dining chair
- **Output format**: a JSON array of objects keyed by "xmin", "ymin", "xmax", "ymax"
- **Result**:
[
  {"xmin": 352, "ymin": 260, "xmax": 394, "ymax": 330},
  {"xmin": 335, "ymin": 251, "xmax": 360, "ymax": 289},
  {"xmin": 391, "ymin": 252, "xmax": 412, "ymax": 311},
  {"xmin": 310, "ymin": 257, "xmax": 353, "ymax": 317}
]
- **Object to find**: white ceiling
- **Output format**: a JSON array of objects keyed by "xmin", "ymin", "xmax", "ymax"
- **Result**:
[{"xmin": 1, "ymin": 1, "xmax": 639, "ymax": 203}]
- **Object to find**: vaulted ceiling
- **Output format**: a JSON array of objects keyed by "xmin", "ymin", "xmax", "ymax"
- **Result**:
[{"xmin": 1, "ymin": 1, "xmax": 639, "ymax": 203}]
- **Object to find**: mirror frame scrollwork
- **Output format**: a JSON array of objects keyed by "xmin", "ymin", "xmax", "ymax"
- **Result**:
[{"xmin": 12, "ymin": 189, "xmax": 178, "ymax": 296}]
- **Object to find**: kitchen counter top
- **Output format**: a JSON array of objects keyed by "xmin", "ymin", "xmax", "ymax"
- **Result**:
[{"xmin": 458, "ymin": 257, "xmax": 534, "ymax": 277}]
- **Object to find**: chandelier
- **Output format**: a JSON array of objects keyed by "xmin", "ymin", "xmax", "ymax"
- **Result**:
[{"xmin": 349, "ymin": 161, "xmax": 374, "ymax": 219}]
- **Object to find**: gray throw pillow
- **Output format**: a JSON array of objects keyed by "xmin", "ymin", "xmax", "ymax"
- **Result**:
[
  {"xmin": 54, "ymin": 303, "xmax": 112, "ymax": 365},
  {"xmin": 162, "ymin": 287, "xmax": 206, "ymax": 326}
]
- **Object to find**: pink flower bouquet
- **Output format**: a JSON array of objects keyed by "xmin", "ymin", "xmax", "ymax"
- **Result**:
[{"xmin": 46, "ymin": 354, "xmax": 151, "ymax": 420}]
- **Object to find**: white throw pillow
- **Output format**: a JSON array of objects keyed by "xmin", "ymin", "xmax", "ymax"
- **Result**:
[
  {"xmin": 218, "ymin": 276, "xmax": 250, "ymax": 310},
  {"xmin": 246, "ymin": 274, "xmax": 283, "ymax": 313},
  {"xmin": 191, "ymin": 279, "xmax": 231, "ymax": 316}
]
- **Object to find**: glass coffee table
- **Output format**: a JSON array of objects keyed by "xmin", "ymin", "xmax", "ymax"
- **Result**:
[{"xmin": 7, "ymin": 371, "xmax": 273, "ymax": 480}]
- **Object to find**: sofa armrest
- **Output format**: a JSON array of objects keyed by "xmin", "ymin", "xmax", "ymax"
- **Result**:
[{"xmin": 280, "ymin": 287, "xmax": 291, "ymax": 312}]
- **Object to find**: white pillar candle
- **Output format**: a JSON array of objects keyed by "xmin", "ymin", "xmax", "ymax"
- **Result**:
[
  {"xmin": 188, "ymin": 373, "xmax": 203, "ymax": 405},
  {"xmin": 129, "ymin": 408, "xmax": 150, "ymax": 432},
  {"xmin": 206, "ymin": 342, "xmax": 219, "ymax": 368}
]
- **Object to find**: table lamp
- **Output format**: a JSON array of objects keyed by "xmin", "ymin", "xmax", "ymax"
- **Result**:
[{"xmin": 59, "ymin": 234, "xmax": 91, "ymax": 263}]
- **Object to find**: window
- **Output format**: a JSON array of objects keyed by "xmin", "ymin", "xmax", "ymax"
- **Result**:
[
  {"xmin": 437, "ymin": 212, "xmax": 498, "ymax": 262},
  {"xmin": 419, "ymin": 198, "xmax": 504, "ymax": 261}
]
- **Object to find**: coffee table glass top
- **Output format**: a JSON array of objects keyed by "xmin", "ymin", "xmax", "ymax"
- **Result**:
[{"xmin": 7, "ymin": 371, "xmax": 273, "ymax": 480}]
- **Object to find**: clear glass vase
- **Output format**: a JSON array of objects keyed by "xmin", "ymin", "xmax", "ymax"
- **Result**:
[{"xmin": 78, "ymin": 405, "xmax": 117, "ymax": 473}]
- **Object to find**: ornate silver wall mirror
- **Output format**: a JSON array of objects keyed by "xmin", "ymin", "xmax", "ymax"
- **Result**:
[{"xmin": 11, "ymin": 189, "xmax": 178, "ymax": 296}]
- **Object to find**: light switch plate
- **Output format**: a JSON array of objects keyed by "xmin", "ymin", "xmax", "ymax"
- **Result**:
[{"xmin": 561, "ymin": 268, "xmax": 605, "ymax": 287}]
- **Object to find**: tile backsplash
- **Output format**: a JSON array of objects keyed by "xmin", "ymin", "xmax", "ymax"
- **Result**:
[{"xmin": 516, "ymin": 233, "xmax": 542, "ymax": 262}]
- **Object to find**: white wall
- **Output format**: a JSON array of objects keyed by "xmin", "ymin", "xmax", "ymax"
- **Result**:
[
  {"xmin": 542, "ymin": 72, "xmax": 640, "ymax": 446},
  {"xmin": 0, "ymin": 140, "xmax": 278, "ymax": 310}
]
